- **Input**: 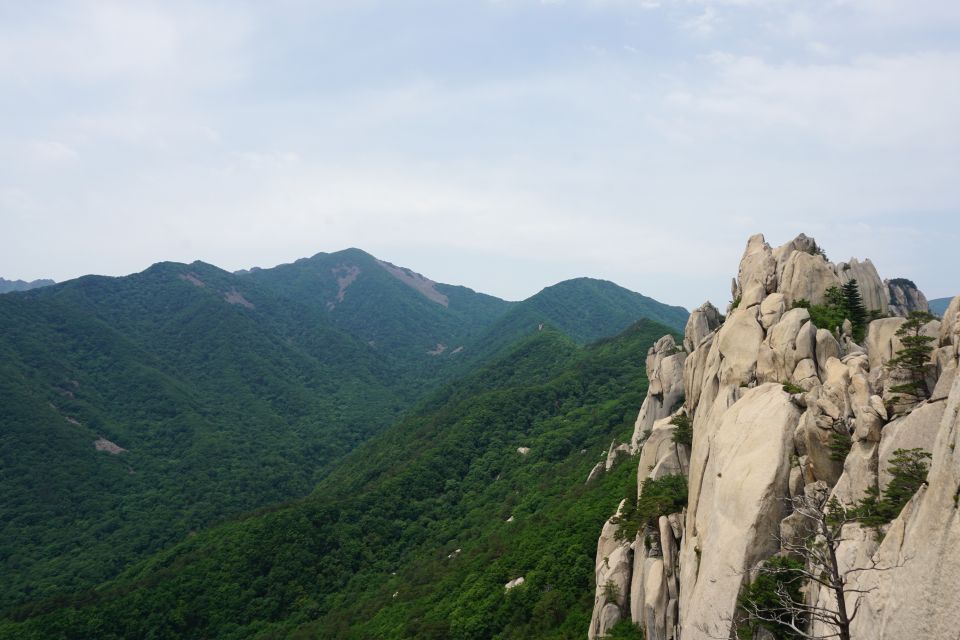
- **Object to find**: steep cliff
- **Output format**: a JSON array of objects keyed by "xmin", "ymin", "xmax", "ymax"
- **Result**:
[
  {"xmin": 589, "ymin": 233, "xmax": 959, "ymax": 639},
  {"xmin": 885, "ymin": 277, "xmax": 929, "ymax": 317}
]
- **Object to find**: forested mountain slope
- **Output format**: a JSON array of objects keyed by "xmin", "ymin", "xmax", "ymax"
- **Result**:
[
  {"xmin": 930, "ymin": 296, "xmax": 954, "ymax": 316},
  {"xmin": 0, "ymin": 250, "xmax": 686, "ymax": 616},
  {"xmin": 241, "ymin": 248, "xmax": 511, "ymax": 368},
  {"xmin": 462, "ymin": 277, "xmax": 687, "ymax": 368},
  {"xmin": 0, "ymin": 260, "xmax": 413, "ymax": 609},
  {"xmin": 0, "ymin": 277, "xmax": 55, "ymax": 293},
  {"xmin": 1, "ymin": 319, "xmax": 677, "ymax": 640}
]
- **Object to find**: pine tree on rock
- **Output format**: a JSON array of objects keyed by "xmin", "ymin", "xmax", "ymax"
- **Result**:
[
  {"xmin": 840, "ymin": 280, "xmax": 868, "ymax": 342},
  {"xmin": 886, "ymin": 310, "xmax": 937, "ymax": 408}
]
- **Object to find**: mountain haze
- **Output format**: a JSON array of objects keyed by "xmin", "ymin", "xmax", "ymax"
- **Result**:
[
  {"xmin": 930, "ymin": 296, "xmax": 954, "ymax": 316},
  {"xmin": 0, "ymin": 277, "xmax": 55, "ymax": 294}
]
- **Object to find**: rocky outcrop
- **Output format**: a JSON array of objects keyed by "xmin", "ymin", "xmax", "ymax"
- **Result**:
[
  {"xmin": 679, "ymin": 384, "xmax": 800, "ymax": 639},
  {"xmin": 588, "ymin": 235, "xmax": 958, "ymax": 640},
  {"xmin": 778, "ymin": 251, "xmax": 839, "ymax": 306},
  {"xmin": 94, "ymin": 437, "xmax": 127, "ymax": 454},
  {"xmin": 630, "ymin": 415, "xmax": 687, "ymax": 640},
  {"xmin": 631, "ymin": 336, "xmax": 687, "ymax": 451},
  {"xmin": 836, "ymin": 258, "xmax": 888, "ymax": 314},
  {"xmin": 504, "ymin": 576, "xmax": 525, "ymax": 590},
  {"xmin": 636, "ymin": 416, "xmax": 688, "ymax": 488},
  {"xmin": 589, "ymin": 500, "xmax": 633, "ymax": 640},
  {"xmin": 683, "ymin": 302, "xmax": 722, "ymax": 353},
  {"xmin": 845, "ymin": 373, "xmax": 960, "ymax": 639},
  {"xmin": 886, "ymin": 278, "xmax": 929, "ymax": 317}
]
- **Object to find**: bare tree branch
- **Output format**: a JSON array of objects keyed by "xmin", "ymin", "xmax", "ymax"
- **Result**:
[{"xmin": 724, "ymin": 490, "xmax": 909, "ymax": 640}]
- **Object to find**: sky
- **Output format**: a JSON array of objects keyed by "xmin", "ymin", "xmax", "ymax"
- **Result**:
[{"xmin": 1, "ymin": 0, "xmax": 958, "ymax": 309}]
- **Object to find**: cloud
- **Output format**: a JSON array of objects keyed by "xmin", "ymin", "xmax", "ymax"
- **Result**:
[
  {"xmin": 25, "ymin": 140, "xmax": 78, "ymax": 165},
  {"xmin": 663, "ymin": 51, "xmax": 960, "ymax": 149},
  {"xmin": 0, "ymin": 2, "xmax": 252, "ymax": 91},
  {"xmin": 1, "ymin": 0, "xmax": 958, "ymax": 308},
  {"xmin": 684, "ymin": 7, "xmax": 719, "ymax": 35}
]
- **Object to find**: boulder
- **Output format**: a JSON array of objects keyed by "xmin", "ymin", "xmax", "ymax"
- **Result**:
[
  {"xmin": 798, "ymin": 405, "xmax": 845, "ymax": 485},
  {"xmin": 678, "ymin": 384, "xmax": 801, "ymax": 639},
  {"xmin": 642, "ymin": 559, "xmax": 668, "ymax": 640},
  {"xmin": 735, "ymin": 234, "xmax": 777, "ymax": 300},
  {"xmin": 771, "ymin": 233, "xmax": 820, "ymax": 283},
  {"xmin": 716, "ymin": 308, "xmax": 764, "ymax": 388},
  {"xmin": 815, "ymin": 329, "xmax": 842, "ymax": 381},
  {"xmin": 830, "ymin": 439, "xmax": 879, "ymax": 506},
  {"xmin": 793, "ymin": 358, "xmax": 820, "ymax": 390},
  {"xmin": 606, "ymin": 441, "xmax": 632, "ymax": 471},
  {"xmin": 865, "ymin": 317, "xmax": 907, "ymax": 372},
  {"xmin": 931, "ymin": 365, "xmax": 957, "ymax": 402},
  {"xmin": 759, "ymin": 293, "xmax": 787, "ymax": 330},
  {"xmin": 853, "ymin": 395, "xmax": 887, "ymax": 442},
  {"xmin": 637, "ymin": 416, "xmax": 687, "ymax": 491},
  {"xmin": 938, "ymin": 295, "xmax": 960, "ymax": 360},
  {"xmin": 504, "ymin": 576, "xmax": 525, "ymax": 590},
  {"xmin": 778, "ymin": 250, "xmax": 840, "ymax": 306},
  {"xmin": 836, "ymin": 257, "xmax": 889, "ymax": 315},
  {"xmin": 684, "ymin": 302, "xmax": 723, "ymax": 354},
  {"xmin": 597, "ymin": 603, "xmax": 622, "ymax": 635},
  {"xmin": 757, "ymin": 308, "xmax": 813, "ymax": 384}
]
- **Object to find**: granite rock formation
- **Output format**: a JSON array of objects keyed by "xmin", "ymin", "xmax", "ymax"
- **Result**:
[{"xmin": 588, "ymin": 233, "xmax": 959, "ymax": 639}]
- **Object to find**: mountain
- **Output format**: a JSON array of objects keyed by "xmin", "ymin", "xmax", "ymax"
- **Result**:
[
  {"xmin": 0, "ymin": 319, "xmax": 678, "ymax": 640},
  {"xmin": 462, "ymin": 277, "xmax": 687, "ymax": 368},
  {"xmin": 0, "ymin": 259, "xmax": 415, "ymax": 609},
  {"xmin": 239, "ymin": 251, "xmax": 686, "ymax": 368},
  {"xmin": 0, "ymin": 277, "xmax": 55, "ymax": 294},
  {"xmin": 240, "ymin": 248, "xmax": 512, "ymax": 368},
  {"xmin": 930, "ymin": 296, "xmax": 954, "ymax": 316},
  {"xmin": 0, "ymin": 249, "xmax": 687, "ymax": 614}
]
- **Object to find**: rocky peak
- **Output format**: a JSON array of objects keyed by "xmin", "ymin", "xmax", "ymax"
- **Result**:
[
  {"xmin": 886, "ymin": 277, "xmax": 930, "ymax": 317},
  {"xmin": 731, "ymin": 233, "xmax": 891, "ymax": 315},
  {"xmin": 588, "ymin": 232, "xmax": 960, "ymax": 640}
]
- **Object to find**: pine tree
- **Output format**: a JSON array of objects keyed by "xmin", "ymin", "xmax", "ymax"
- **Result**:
[
  {"xmin": 886, "ymin": 310, "xmax": 936, "ymax": 406},
  {"xmin": 840, "ymin": 280, "xmax": 868, "ymax": 342}
]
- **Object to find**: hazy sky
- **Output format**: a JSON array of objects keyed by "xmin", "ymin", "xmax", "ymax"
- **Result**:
[{"xmin": 2, "ymin": 0, "xmax": 958, "ymax": 309}]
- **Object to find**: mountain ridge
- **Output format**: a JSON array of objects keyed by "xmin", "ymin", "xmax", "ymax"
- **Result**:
[
  {"xmin": 0, "ymin": 277, "xmax": 55, "ymax": 294},
  {"xmin": 0, "ymin": 248, "xmax": 687, "ymax": 616}
]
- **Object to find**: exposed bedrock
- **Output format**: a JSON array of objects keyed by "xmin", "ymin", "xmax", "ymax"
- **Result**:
[{"xmin": 588, "ymin": 230, "xmax": 959, "ymax": 639}]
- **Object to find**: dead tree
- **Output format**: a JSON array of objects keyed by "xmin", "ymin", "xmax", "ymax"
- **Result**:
[{"xmin": 731, "ymin": 487, "xmax": 901, "ymax": 640}]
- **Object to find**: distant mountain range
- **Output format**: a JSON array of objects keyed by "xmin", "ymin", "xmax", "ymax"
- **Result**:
[
  {"xmin": 0, "ymin": 248, "xmax": 687, "ymax": 616},
  {"xmin": 929, "ymin": 296, "xmax": 955, "ymax": 316},
  {"xmin": 0, "ymin": 277, "xmax": 55, "ymax": 294}
]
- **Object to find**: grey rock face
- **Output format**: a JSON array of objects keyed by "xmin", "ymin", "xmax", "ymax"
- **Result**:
[{"xmin": 885, "ymin": 277, "xmax": 929, "ymax": 317}]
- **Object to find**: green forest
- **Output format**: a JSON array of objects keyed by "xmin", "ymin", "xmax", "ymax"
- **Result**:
[
  {"xmin": 0, "ymin": 249, "xmax": 685, "ymax": 638},
  {"xmin": 2, "ymin": 319, "xmax": 675, "ymax": 639}
]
